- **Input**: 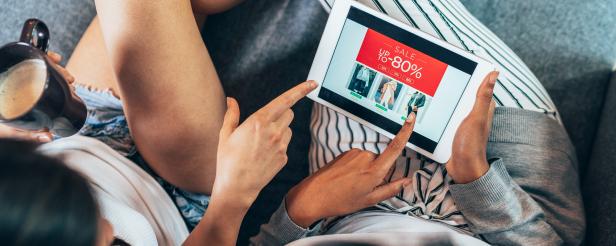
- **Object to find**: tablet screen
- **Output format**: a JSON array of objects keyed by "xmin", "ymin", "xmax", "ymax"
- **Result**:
[{"xmin": 318, "ymin": 6, "xmax": 477, "ymax": 153}]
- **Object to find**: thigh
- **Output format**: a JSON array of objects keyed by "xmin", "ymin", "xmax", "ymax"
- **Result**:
[
  {"xmin": 66, "ymin": 16, "xmax": 207, "ymax": 98},
  {"xmin": 87, "ymin": 0, "xmax": 227, "ymax": 194},
  {"xmin": 67, "ymin": 17, "xmax": 121, "ymax": 97}
]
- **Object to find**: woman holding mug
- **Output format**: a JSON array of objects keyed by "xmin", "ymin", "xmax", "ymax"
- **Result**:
[
  {"xmin": 0, "ymin": 39, "xmax": 319, "ymax": 246},
  {"xmin": 0, "ymin": 0, "xmax": 318, "ymax": 244}
]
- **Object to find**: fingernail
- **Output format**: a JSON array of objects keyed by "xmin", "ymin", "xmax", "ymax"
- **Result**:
[
  {"xmin": 405, "ymin": 111, "xmax": 415, "ymax": 123},
  {"xmin": 402, "ymin": 179, "xmax": 412, "ymax": 188},
  {"xmin": 48, "ymin": 51, "xmax": 61, "ymax": 59},
  {"xmin": 489, "ymin": 71, "xmax": 499, "ymax": 85},
  {"xmin": 37, "ymin": 135, "xmax": 51, "ymax": 142},
  {"xmin": 307, "ymin": 80, "xmax": 317, "ymax": 88}
]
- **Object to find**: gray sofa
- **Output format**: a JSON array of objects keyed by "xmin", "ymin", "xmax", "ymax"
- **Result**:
[{"xmin": 1, "ymin": 0, "xmax": 615, "ymax": 245}]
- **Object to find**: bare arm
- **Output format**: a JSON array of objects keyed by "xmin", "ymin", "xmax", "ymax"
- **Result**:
[
  {"xmin": 94, "ymin": 0, "xmax": 224, "ymax": 193},
  {"xmin": 185, "ymin": 81, "xmax": 317, "ymax": 245}
]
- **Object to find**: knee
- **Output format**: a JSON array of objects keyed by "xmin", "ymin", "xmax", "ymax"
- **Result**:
[{"xmin": 191, "ymin": 0, "xmax": 244, "ymax": 15}]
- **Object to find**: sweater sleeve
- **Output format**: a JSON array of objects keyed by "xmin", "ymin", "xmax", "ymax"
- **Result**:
[
  {"xmin": 249, "ymin": 199, "xmax": 320, "ymax": 245},
  {"xmin": 449, "ymin": 158, "xmax": 563, "ymax": 245}
]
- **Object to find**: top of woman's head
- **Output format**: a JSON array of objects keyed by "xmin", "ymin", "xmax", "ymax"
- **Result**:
[{"xmin": 0, "ymin": 138, "xmax": 100, "ymax": 246}]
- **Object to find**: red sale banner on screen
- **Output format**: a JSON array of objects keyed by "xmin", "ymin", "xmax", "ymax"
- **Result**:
[{"xmin": 356, "ymin": 29, "xmax": 448, "ymax": 97}]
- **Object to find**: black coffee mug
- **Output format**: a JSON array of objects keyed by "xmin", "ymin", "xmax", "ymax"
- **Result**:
[{"xmin": 0, "ymin": 19, "xmax": 86, "ymax": 137}]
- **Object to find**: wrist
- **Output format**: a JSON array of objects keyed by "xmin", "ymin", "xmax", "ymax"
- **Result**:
[
  {"xmin": 211, "ymin": 181, "xmax": 258, "ymax": 210},
  {"xmin": 187, "ymin": 192, "xmax": 249, "ymax": 246},
  {"xmin": 285, "ymin": 186, "xmax": 321, "ymax": 228},
  {"xmin": 446, "ymin": 156, "xmax": 489, "ymax": 184},
  {"xmin": 208, "ymin": 193, "xmax": 252, "ymax": 215}
]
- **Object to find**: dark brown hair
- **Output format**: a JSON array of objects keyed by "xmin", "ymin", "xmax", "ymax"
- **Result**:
[{"xmin": 0, "ymin": 138, "xmax": 99, "ymax": 246}]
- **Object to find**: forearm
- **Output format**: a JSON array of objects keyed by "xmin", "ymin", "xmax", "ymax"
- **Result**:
[
  {"xmin": 184, "ymin": 196, "xmax": 249, "ymax": 246},
  {"xmin": 94, "ymin": 0, "xmax": 224, "ymax": 193},
  {"xmin": 449, "ymin": 159, "xmax": 562, "ymax": 245}
]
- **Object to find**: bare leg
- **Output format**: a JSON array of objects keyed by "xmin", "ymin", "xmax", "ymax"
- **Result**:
[
  {"xmin": 70, "ymin": 0, "xmax": 230, "ymax": 194},
  {"xmin": 67, "ymin": 17, "xmax": 120, "ymax": 97},
  {"xmin": 67, "ymin": 15, "xmax": 207, "ymax": 97}
]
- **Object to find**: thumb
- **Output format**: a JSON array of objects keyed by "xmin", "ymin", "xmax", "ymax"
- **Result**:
[
  {"xmin": 220, "ymin": 97, "xmax": 240, "ymax": 140},
  {"xmin": 471, "ymin": 71, "xmax": 499, "ymax": 118},
  {"xmin": 366, "ymin": 178, "xmax": 412, "ymax": 205}
]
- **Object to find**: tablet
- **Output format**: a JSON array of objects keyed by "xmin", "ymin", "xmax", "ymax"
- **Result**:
[{"xmin": 307, "ymin": 0, "xmax": 494, "ymax": 163}]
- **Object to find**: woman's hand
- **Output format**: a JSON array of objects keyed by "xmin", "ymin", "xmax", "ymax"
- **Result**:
[
  {"xmin": 0, "ymin": 125, "xmax": 52, "ymax": 142},
  {"xmin": 185, "ymin": 81, "xmax": 316, "ymax": 246},
  {"xmin": 0, "ymin": 51, "xmax": 72, "ymax": 143},
  {"xmin": 286, "ymin": 113, "xmax": 416, "ymax": 228},
  {"xmin": 213, "ymin": 80, "xmax": 317, "ymax": 207},
  {"xmin": 446, "ymin": 71, "xmax": 499, "ymax": 184},
  {"xmin": 47, "ymin": 51, "xmax": 76, "ymax": 84}
]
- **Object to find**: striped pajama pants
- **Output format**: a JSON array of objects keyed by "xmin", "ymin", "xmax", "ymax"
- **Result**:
[{"xmin": 311, "ymin": 0, "xmax": 559, "ymax": 232}]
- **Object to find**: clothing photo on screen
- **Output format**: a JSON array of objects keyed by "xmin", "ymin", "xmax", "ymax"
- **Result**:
[
  {"xmin": 396, "ymin": 89, "xmax": 431, "ymax": 124},
  {"xmin": 407, "ymin": 91, "xmax": 426, "ymax": 114},
  {"xmin": 373, "ymin": 78, "xmax": 402, "ymax": 110},
  {"xmin": 346, "ymin": 63, "xmax": 376, "ymax": 97}
]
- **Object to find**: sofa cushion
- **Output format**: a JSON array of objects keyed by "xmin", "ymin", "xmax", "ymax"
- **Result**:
[
  {"xmin": 0, "ymin": 0, "xmax": 96, "ymax": 65},
  {"xmin": 584, "ymin": 71, "xmax": 616, "ymax": 245},
  {"xmin": 460, "ymin": 0, "xmax": 616, "ymax": 171}
]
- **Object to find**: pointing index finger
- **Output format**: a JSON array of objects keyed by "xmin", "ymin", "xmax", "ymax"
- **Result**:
[
  {"xmin": 373, "ymin": 112, "xmax": 416, "ymax": 171},
  {"xmin": 259, "ymin": 80, "xmax": 317, "ymax": 121}
]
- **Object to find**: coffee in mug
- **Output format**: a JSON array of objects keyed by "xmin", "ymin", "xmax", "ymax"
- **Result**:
[{"xmin": 0, "ymin": 59, "xmax": 47, "ymax": 119}]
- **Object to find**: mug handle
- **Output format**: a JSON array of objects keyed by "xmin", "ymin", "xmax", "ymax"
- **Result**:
[{"xmin": 19, "ymin": 18, "xmax": 50, "ymax": 52}]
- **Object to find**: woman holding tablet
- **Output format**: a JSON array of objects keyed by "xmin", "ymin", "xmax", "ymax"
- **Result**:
[
  {"xmin": 251, "ymin": 0, "xmax": 582, "ymax": 245},
  {"xmin": 1, "ymin": 0, "xmax": 314, "ymax": 244},
  {"xmin": 0, "ymin": 0, "xmax": 582, "ymax": 245}
]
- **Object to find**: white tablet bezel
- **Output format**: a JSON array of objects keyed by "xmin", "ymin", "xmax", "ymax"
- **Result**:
[{"xmin": 307, "ymin": 0, "xmax": 494, "ymax": 163}]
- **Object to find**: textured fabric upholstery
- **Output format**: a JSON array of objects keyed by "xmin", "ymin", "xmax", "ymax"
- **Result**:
[
  {"xmin": 0, "ymin": 0, "xmax": 96, "ymax": 65},
  {"xmin": 584, "ymin": 71, "xmax": 616, "ymax": 245},
  {"xmin": 460, "ymin": 0, "xmax": 616, "ymax": 169}
]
